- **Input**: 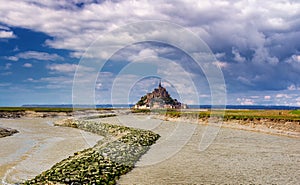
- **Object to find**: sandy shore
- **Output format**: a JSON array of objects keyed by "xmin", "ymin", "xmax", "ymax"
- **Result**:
[
  {"xmin": 0, "ymin": 118, "xmax": 102, "ymax": 184},
  {"xmin": 0, "ymin": 114, "xmax": 299, "ymax": 184},
  {"xmin": 96, "ymin": 115, "xmax": 300, "ymax": 184}
]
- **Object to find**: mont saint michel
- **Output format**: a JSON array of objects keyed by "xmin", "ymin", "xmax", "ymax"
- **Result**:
[{"xmin": 134, "ymin": 81, "xmax": 188, "ymax": 109}]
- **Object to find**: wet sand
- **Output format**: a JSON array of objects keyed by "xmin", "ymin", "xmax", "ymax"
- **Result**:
[
  {"xmin": 97, "ymin": 115, "xmax": 300, "ymax": 184},
  {"xmin": 0, "ymin": 118, "xmax": 102, "ymax": 184},
  {"xmin": 0, "ymin": 115, "xmax": 299, "ymax": 184}
]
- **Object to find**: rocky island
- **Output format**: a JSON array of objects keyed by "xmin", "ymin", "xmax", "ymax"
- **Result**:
[{"xmin": 134, "ymin": 81, "xmax": 187, "ymax": 109}]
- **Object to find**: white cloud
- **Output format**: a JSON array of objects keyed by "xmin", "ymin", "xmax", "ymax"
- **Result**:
[
  {"xmin": 7, "ymin": 51, "xmax": 64, "ymax": 61},
  {"xmin": 0, "ymin": 0, "xmax": 300, "ymax": 105},
  {"xmin": 0, "ymin": 30, "xmax": 16, "ymax": 38},
  {"xmin": 6, "ymin": 56, "xmax": 18, "ymax": 61},
  {"xmin": 287, "ymin": 84, "xmax": 300, "ymax": 90},
  {"xmin": 47, "ymin": 63, "xmax": 78, "ymax": 73},
  {"xmin": 232, "ymin": 47, "xmax": 246, "ymax": 63},
  {"xmin": 276, "ymin": 94, "xmax": 291, "ymax": 99},
  {"xmin": 0, "ymin": 0, "xmax": 298, "ymax": 57},
  {"xmin": 26, "ymin": 78, "xmax": 36, "ymax": 82},
  {"xmin": 14, "ymin": 51, "xmax": 63, "ymax": 61},
  {"xmin": 128, "ymin": 48, "xmax": 158, "ymax": 62},
  {"xmin": 23, "ymin": 63, "xmax": 32, "ymax": 68},
  {"xmin": 212, "ymin": 61, "xmax": 228, "ymax": 69},
  {"xmin": 264, "ymin": 95, "xmax": 271, "ymax": 100},
  {"xmin": 0, "ymin": 25, "xmax": 16, "ymax": 38},
  {"xmin": 4, "ymin": 63, "xmax": 11, "ymax": 70},
  {"xmin": 286, "ymin": 54, "xmax": 300, "ymax": 64},
  {"xmin": 236, "ymin": 98, "xmax": 254, "ymax": 105},
  {"xmin": 0, "ymin": 25, "xmax": 10, "ymax": 30},
  {"xmin": 214, "ymin": 52, "xmax": 226, "ymax": 59}
]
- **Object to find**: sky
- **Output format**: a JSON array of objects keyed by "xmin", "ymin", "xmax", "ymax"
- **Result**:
[{"xmin": 0, "ymin": 0, "xmax": 299, "ymax": 106}]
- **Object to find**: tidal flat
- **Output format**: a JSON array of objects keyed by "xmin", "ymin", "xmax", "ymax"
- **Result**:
[
  {"xmin": 0, "ymin": 110, "xmax": 299, "ymax": 184},
  {"xmin": 96, "ymin": 115, "xmax": 300, "ymax": 184}
]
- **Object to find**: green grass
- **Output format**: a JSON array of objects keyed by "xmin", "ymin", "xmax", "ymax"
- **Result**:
[
  {"xmin": 290, "ymin": 110, "xmax": 300, "ymax": 115},
  {"xmin": 152, "ymin": 109, "xmax": 300, "ymax": 122}
]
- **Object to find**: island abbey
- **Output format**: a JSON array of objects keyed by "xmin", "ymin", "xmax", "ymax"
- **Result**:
[{"xmin": 134, "ymin": 81, "xmax": 188, "ymax": 109}]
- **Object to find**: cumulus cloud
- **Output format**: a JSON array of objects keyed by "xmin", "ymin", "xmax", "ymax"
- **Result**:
[
  {"xmin": 128, "ymin": 48, "xmax": 158, "ymax": 62},
  {"xmin": 232, "ymin": 48, "xmax": 246, "ymax": 63},
  {"xmin": 23, "ymin": 63, "xmax": 32, "ymax": 68},
  {"xmin": 8, "ymin": 51, "xmax": 64, "ymax": 61},
  {"xmin": 276, "ymin": 94, "xmax": 291, "ymax": 99},
  {"xmin": 0, "ymin": 0, "xmax": 295, "ymax": 54},
  {"xmin": 0, "ymin": 25, "xmax": 16, "ymax": 38},
  {"xmin": 286, "ymin": 54, "xmax": 300, "ymax": 64},
  {"xmin": 0, "ymin": 0, "xmax": 300, "ymax": 105},
  {"xmin": 212, "ymin": 61, "xmax": 228, "ymax": 69},
  {"xmin": 0, "ymin": 30, "xmax": 16, "ymax": 38},
  {"xmin": 47, "ymin": 63, "xmax": 78, "ymax": 73},
  {"xmin": 236, "ymin": 98, "xmax": 254, "ymax": 105},
  {"xmin": 287, "ymin": 84, "xmax": 300, "ymax": 90}
]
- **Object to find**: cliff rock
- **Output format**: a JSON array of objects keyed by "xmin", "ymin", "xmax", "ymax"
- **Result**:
[{"xmin": 135, "ymin": 82, "xmax": 187, "ymax": 109}]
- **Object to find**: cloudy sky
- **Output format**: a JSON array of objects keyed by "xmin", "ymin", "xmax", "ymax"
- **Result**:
[{"xmin": 0, "ymin": 0, "xmax": 299, "ymax": 106}]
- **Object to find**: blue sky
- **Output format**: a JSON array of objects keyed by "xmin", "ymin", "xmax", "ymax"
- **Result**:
[{"xmin": 0, "ymin": 0, "xmax": 299, "ymax": 106}]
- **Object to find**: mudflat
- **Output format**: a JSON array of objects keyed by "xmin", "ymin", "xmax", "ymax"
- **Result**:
[
  {"xmin": 0, "ymin": 118, "xmax": 102, "ymax": 184},
  {"xmin": 99, "ymin": 115, "xmax": 300, "ymax": 184},
  {"xmin": 0, "ymin": 114, "xmax": 299, "ymax": 184}
]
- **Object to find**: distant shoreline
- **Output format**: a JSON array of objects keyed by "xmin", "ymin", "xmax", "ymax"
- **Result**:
[{"xmin": 18, "ymin": 104, "xmax": 300, "ymax": 110}]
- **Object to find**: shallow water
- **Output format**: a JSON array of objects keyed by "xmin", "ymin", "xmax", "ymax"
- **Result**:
[
  {"xmin": 99, "ymin": 115, "xmax": 300, "ymax": 185},
  {"xmin": 0, "ymin": 118, "xmax": 102, "ymax": 184}
]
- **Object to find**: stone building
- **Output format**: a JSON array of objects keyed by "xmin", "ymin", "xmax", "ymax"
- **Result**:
[{"xmin": 134, "ymin": 81, "xmax": 188, "ymax": 109}]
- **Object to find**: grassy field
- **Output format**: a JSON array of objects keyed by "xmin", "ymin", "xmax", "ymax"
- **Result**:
[
  {"xmin": 223, "ymin": 109, "xmax": 300, "ymax": 121},
  {"xmin": 1, "ymin": 107, "xmax": 299, "ymax": 121},
  {"xmin": 290, "ymin": 109, "xmax": 300, "ymax": 115},
  {"xmin": 132, "ymin": 109, "xmax": 300, "ymax": 122}
]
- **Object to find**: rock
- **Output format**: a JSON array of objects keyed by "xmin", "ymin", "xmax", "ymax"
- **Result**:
[
  {"xmin": 0, "ymin": 127, "xmax": 18, "ymax": 138},
  {"xmin": 22, "ymin": 119, "xmax": 160, "ymax": 185},
  {"xmin": 134, "ymin": 81, "xmax": 187, "ymax": 109}
]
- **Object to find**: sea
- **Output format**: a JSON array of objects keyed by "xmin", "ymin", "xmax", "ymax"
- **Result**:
[{"xmin": 22, "ymin": 104, "xmax": 300, "ymax": 110}]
